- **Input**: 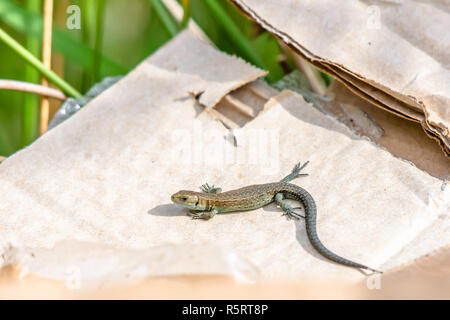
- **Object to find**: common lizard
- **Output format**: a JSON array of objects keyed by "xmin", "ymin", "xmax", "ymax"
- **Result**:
[{"xmin": 171, "ymin": 161, "xmax": 381, "ymax": 273}]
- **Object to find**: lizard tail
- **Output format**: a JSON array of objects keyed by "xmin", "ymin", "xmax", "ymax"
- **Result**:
[{"xmin": 285, "ymin": 184, "xmax": 382, "ymax": 274}]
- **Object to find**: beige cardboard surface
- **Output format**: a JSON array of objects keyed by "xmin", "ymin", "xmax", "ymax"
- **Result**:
[
  {"xmin": 231, "ymin": 0, "xmax": 450, "ymax": 155},
  {"xmin": 0, "ymin": 31, "xmax": 448, "ymax": 291}
]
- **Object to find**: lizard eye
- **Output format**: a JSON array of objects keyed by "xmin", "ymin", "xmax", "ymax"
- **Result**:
[{"xmin": 181, "ymin": 197, "xmax": 187, "ymax": 201}]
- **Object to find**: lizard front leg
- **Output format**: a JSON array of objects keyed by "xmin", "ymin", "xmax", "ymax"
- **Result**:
[
  {"xmin": 200, "ymin": 183, "xmax": 222, "ymax": 194},
  {"xmin": 190, "ymin": 208, "xmax": 219, "ymax": 220}
]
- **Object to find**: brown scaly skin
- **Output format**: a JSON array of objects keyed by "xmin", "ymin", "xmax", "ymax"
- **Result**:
[{"xmin": 171, "ymin": 162, "xmax": 382, "ymax": 274}]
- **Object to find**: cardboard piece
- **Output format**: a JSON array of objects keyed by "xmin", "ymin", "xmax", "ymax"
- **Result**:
[
  {"xmin": 0, "ymin": 31, "xmax": 448, "ymax": 292},
  {"xmin": 231, "ymin": 0, "xmax": 450, "ymax": 156}
]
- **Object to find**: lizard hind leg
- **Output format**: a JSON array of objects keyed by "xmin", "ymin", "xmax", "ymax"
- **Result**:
[
  {"xmin": 280, "ymin": 161, "xmax": 309, "ymax": 183},
  {"xmin": 275, "ymin": 193, "xmax": 305, "ymax": 220},
  {"xmin": 200, "ymin": 183, "xmax": 222, "ymax": 194}
]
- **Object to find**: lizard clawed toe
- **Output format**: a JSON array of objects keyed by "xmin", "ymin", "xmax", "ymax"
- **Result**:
[
  {"xmin": 282, "ymin": 210, "xmax": 302, "ymax": 220},
  {"xmin": 200, "ymin": 183, "xmax": 221, "ymax": 194},
  {"xmin": 287, "ymin": 209, "xmax": 305, "ymax": 220},
  {"xmin": 280, "ymin": 160, "xmax": 310, "ymax": 183},
  {"xmin": 190, "ymin": 212, "xmax": 203, "ymax": 219}
]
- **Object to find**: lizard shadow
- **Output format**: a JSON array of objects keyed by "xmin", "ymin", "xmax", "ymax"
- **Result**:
[
  {"xmin": 150, "ymin": 204, "xmax": 371, "ymax": 275},
  {"xmin": 263, "ymin": 205, "xmax": 368, "ymax": 275},
  {"xmin": 147, "ymin": 204, "xmax": 187, "ymax": 217},
  {"xmin": 148, "ymin": 204, "xmax": 248, "ymax": 218},
  {"xmin": 292, "ymin": 218, "xmax": 336, "ymax": 264},
  {"xmin": 261, "ymin": 204, "xmax": 332, "ymax": 264},
  {"xmin": 293, "ymin": 218, "xmax": 370, "ymax": 276}
]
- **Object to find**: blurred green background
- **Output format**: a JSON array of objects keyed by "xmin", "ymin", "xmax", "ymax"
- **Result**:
[{"xmin": 0, "ymin": 0, "xmax": 331, "ymax": 157}]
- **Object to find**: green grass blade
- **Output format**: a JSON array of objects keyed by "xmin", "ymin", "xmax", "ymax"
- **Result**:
[
  {"xmin": 80, "ymin": 0, "xmax": 94, "ymax": 92},
  {"xmin": 94, "ymin": 0, "xmax": 106, "ymax": 82},
  {"xmin": 149, "ymin": 0, "xmax": 180, "ymax": 37},
  {"xmin": 181, "ymin": 0, "xmax": 191, "ymax": 29},
  {"xmin": 251, "ymin": 33, "xmax": 285, "ymax": 82},
  {"xmin": 0, "ymin": 27, "xmax": 81, "ymax": 97},
  {"xmin": 143, "ymin": 4, "xmax": 173, "ymax": 55},
  {"xmin": 0, "ymin": 0, "xmax": 126, "ymax": 77},
  {"xmin": 202, "ymin": 0, "xmax": 272, "ymax": 81},
  {"xmin": 0, "ymin": 120, "xmax": 15, "ymax": 156},
  {"xmin": 321, "ymin": 72, "xmax": 334, "ymax": 86},
  {"xmin": 21, "ymin": 0, "xmax": 41, "ymax": 147}
]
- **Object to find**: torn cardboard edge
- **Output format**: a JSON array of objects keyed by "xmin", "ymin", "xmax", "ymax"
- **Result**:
[
  {"xmin": 0, "ymin": 241, "xmax": 260, "ymax": 291},
  {"xmin": 324, "ymin": 81, "xmax": 450, "ymax": 180},
  {"xmin": 317, "ymin": 62, "xmax": 450, "ymax": 156},
  {"xmin": 1, "ymin": 245, "xmax": 448, "ymax": 299},
  {"xmin": 206, "ymin": 79, "xmax": 279, "ymax": 129},
  {"xmin": 143, "ymin": 30, "xmax": 267, "ymax": 109},
  {"xmin": 229, "ymin": 0, "xmax": 450, "ymax": 158},
  {"xmin": 208, "ymin": 79, "xmax": 448, "ymax": 180}
]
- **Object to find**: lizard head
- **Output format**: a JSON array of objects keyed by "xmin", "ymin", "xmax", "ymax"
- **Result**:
[{"xmin": 171, "ymin": 190, "xmax": 206, "ymax": 210}]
